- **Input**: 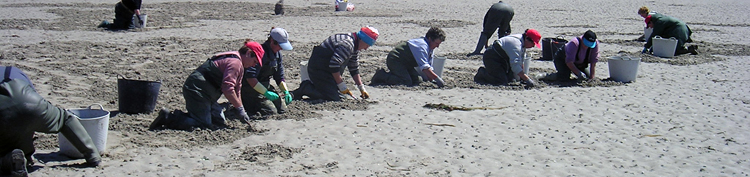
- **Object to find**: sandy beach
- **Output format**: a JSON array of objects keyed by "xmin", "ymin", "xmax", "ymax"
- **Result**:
[{"xmin": 1, "ymin": 0, "xmax": 749, "ymax": 176}]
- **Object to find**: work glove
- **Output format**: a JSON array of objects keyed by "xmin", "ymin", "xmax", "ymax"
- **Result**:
[
  {"xmin": 357, "ymin": 84, "xmax": 369, "ymax": 99},
  {"xmin": 641, "ymin": 47, "xmax": 650, "ymax": 54},
  {"xmin": 433, "ymin": 77, "xmax": 445, "ymax": 88},
  {"xmin": 575, "ymin": 71, "xmax": 587, "ymax": 80},
  {"xmin": 283, "ymin": 90, "xmax": 293, "ymax": 104},
  {"xmin": 264, "ymin": 91, "xmax": 280, "ymax": 101},
  {"xmin": 337, "ymin": 82, "xmax": 355, "ymax": 98},
  {"xmin": 236, "ymin": 106, "xmax": 251, "ymax": 123}
]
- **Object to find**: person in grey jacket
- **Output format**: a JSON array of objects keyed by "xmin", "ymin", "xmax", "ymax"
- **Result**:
[
  {"xmin": 467, "ymin": 1, "xmax": 514, "ymax": 57},
  {"xmin": 1, "ymin": 66, "xmax": 101, "ymax": 176}
]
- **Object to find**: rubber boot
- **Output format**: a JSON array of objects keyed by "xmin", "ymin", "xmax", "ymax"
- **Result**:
[
  {"xmin": 468, "ymin": 33, "xmax": 489, "ymax": 57},
  {"xmin": 0, "ymin": 149, "xmax": 27, "ymax": 177},
  {"xmin": 59, "ymin": 116, "xmax": 101, "ymax": 167},
  {"xmin": 149, "ymin": 108, "xmax": 170, "ymax": 130},
  {"xmin": 370, "ymin": 69, "xmax": 388, "ymax": 84},
  {"xmin": 688, "ymin": 45, "xmax": 699, "ymax": 55}
]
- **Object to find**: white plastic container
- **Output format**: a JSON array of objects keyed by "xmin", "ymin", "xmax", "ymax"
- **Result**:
[
  {"xmin": 432, "ymin": 56, "xmax": 447, "ymax": 77},
  {"xmin": 523, "ymin": 53, "xmax": 532, "ymax": 75},
  {"xmin": 607, "ymin": 56, "xmax": 641, "ymax": 83},
  {"xmin": 58, "ymin": 104, "xmax": 110, "ymax": 158},
  {"xmin": 644, "ymin": 27, "xmax": 653, "ymax": 40},
  {"xmin": 300, "ymin": 61, "xmax": 310, "ymax": 81},
  {"xmin": 133, "ymin": 14, "xmax": 147, "ymax": 28},
  {"xmin": 652, "ymin": 36, "xmax": 678, "ymax": 58}
]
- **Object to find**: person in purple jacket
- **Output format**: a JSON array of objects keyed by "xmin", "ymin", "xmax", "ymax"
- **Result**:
[{"xmin": 550, "ymin": 30, "xmax": 600, "ymax": 81}]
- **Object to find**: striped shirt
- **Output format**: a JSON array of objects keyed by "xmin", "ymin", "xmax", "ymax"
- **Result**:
[{"xmin": 320, "ymin": 33, "xmax": 360, "ymax": 75}]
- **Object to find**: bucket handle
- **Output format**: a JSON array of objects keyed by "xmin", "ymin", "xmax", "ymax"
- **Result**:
[
  {"xmin": 116, "ymin": 73, "xmax": 162, "ymax": 83},
  {"xmin": 88, "ymin": 104, "xmax": 105, "ymax": 110}
]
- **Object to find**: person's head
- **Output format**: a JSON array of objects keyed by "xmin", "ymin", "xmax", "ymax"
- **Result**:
[
  {"xmin": 268, "ymin": 27, "xmax": 293, "ymax": 53},
  {"xmin": 356, "ymin": 26, "xmax": 379, "ymax": 50},
  {"xmin": 638, "ymin": 6, "xmax": 650, "ymax": 18},
  {"xmin": 522, "ymin": 29, "xmax": 542, "ymax": 49},
  {"xmin": 582, "ymin": 30, "xmax": 598, "ymax": 48},
  {"xmin": 425, "ymin": 27, "xmax": 446, "ymax": 50},
  {"xmin": 238, "ymin": 39, "xmax": 265, "ymax": 68}
]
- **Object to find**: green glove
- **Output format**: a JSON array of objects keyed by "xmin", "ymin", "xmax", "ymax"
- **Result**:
[
  {"xmin": 264, "ymin": 91, "xmax": 279, "ymax": 101},
  {"xmin": 283, "ymin": 90, "xmax": 292, "ymax": 104}
]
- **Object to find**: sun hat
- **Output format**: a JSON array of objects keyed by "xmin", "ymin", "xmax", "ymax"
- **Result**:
[
  {"xmin": 270, "ymin": 28, "xmax": 293, "ymax": 50},
  {"xmin": 357, "ymin": 26, "xmax": 379, "ymax": 46},
  {"xmin": 524, "ymin": 29, "xmax": 542, "ymax": 48},
  {"xmin": 582, "ymin": 30, "xmax": 597, "ymax": 48},
  {"xmin": 245, "ymin": 41, "xmax": 265, "ymax": 67}
]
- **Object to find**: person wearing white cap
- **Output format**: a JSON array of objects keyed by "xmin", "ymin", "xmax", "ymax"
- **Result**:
[
  {"xmin": 292, "ymin": 26, "xmax": 378, "ymax": 101},
  {"xmin": 241, "ymin": 27, "xmax": 294, "ymax": 116}
]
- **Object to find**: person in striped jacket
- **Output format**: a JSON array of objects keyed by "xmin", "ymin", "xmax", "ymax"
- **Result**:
[{"xmin": 292, "ymin": 26, "xmax": 379, "ymax": 101}]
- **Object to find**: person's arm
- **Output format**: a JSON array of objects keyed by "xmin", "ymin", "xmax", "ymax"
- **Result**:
[
  {"xmin": 219, "ymin": 61, "xmax": 244, "ymax": 109},
  {"xmin": 589, "ymin": 62, "xmax": 596, "ymax": 80}
]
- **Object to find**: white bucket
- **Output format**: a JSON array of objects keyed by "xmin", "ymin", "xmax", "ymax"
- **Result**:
[
  {"xmin": 58, "ymin": 104, "xmax": 109, "ymax": 158},
  {"xmin": 133, "ymin": 14, "xmax": 147, "ymax": 28},
  {"xmin": 652, "ymin": 36, "xmax": 678, "ymax": 58},
  {"xmin": 644, "ymin": 27, "xmax": 653, "ymax": 40},
  {"xmin": 607, "ymin": 56, "xmax": 641, "ymax": 83},
  {"xmin": 432, "ymin": 56, "xmax": 447, "ymax": 78},
  {"xmin": 523, "ymin": 53, "xmax": 532, "ymax": 75},
  {"xmin": 336, "ymin": 2, "xmax": 348, "ymax": 11},
  {"xmin": 300, "ymin": 61, "xmax": 310, "ymax": 82}
]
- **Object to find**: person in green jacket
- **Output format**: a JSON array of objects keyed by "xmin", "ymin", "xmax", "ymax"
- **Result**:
[
  {"xmin": 1, "ymin": 66, "xmax": 101, "ymax": 176},
  {"xmin": 642, "ymin": 13, "xmax": 698, "ymax": 55},
  {"xmin": 371, "ymin": 27, "xmax": 446, "ymax": 87}
]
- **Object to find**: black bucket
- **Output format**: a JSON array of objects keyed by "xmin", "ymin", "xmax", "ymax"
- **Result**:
[
  {"xmin": 542, "ymin": 37, "xmax": 568, "ymax": 61},
  {"xmin": 118, "ymin": 77, "xmax": 161, "ymax": 114}
]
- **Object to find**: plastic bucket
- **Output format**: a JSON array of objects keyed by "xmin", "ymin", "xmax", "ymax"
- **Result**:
[
  {"xmin": 643, "ymin": 27, "xmax": 653, "ymax": 40},
  {"xmin": 132, "ymin": 14, "xmax": 147, "ymax": 28},
  {"xmin": 336, "ymin": 2, "xmax": 348, "ymax": 11},
  {"xmin": 300, "ymin": 61, "xmax": 310, "ymax": 81},
  {"xmin": 523, "ymin": 53, "xmax": 532, "ymax": 75},
  {"xmin": 118, "ymin": 76, "xmax": 161, "ymax": 114},
  {"xmin": 58, "ymin": 104, "xmax": 110, "ymax": 158},
  {"xmin": 607, "ymin": 56, "xmax": 640, "ymax": 83},
  {"xmin": 541, "ymin": 37, "xmax": 567, "ymax": 61},
  {"xmin": 652, "ymin": 36, "xmax": 678, "ymax": 58},
  {"xmin": 432, "ymin": 56, "xmax": 447, "ymax": 77}
]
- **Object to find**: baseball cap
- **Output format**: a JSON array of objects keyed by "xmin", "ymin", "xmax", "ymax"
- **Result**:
[
  {"xmin": 357, "ymin": 26, "xmax": 379, "ymax": 46},
  {"xmin": 270, "ymin": 28, "xmax": 293, "ymax": 50},
  {"xmin": 245, "ymin": 41, "xmax": 265, "ymax": 67},
  {"xmin": 525, "ymin": 29, "xmax": 542, "ymax": 48},
  {"xmin": 582, "ymin": 30, "xmax": 597, "ymax": 48}
]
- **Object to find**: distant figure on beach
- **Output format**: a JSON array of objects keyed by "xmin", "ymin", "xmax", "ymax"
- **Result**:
[
  {"xmin": 473, "ymin": 29, "xmax": 541, "ymax": 87},
  {"xmin": 543, "ymin": 30, "xmax": 600, "ymax": 81},
  {"xmin": 371, "ymin": 27, "xmax": 446, "ymax": 87},
  {"xmin": 291, "ymin": 26, "xmax": 378, "ymax": 101},
  {"xmin": 97, "ymin": 0, "xmax": 143, "ymax": 30},
  {"xmin": 467, "ymin": 1, "xmax": 514, "ymax": 57},
  {"xmin": 1, "ymin": 66, "xmax": 101, "ymax": 176},
  {"xmin": 150, "ymin": 40, "xmax": 264, "ymax": 130},
  {"xmin": 241, "ymin": 27, "xmax": 293, "ymax": 116},
  {"xmin": 643, "ymin": 13, "xmax": 698, "ymax": 55}
]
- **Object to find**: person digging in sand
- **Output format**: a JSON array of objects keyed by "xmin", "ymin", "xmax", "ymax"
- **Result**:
[
  {"xmin": 371, "ymin": 27, "xmax": 446, "ymax": 87},
  {"xmin": 1, "ymin": 66, "xmax": 101, "ymax": 177},
  {"xmin": 150, "ymin": 40, "xmax": 264, "ymax": 130},
  {"xmin": 292, "ymin": 26, "xmax": 378, "ymax": 101},
  {"xmin": 642, "ymin": 12, "xmax": 698, "ymax": 55},
  {"xmin": 473, "ymin": 29, "xmax": 541, "ymax": 87},
  {"xmin": 241, "ymin": 27, "xmax": 294, "ymax": 116},
  {"xmin": 543, "ymin": 30, "xmax": 600, "ymax": 81}
]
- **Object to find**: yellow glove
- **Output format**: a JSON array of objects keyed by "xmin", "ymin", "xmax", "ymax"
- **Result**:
[
  {"xmin": 357, "ymin": 84, "xmax": 369, "ymax": 99},
  {"xmin": 337, "ymin": 82, "xmax": 355, "ymax": 98}
]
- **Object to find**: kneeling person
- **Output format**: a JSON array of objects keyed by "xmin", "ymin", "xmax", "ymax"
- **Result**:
[
  {"xmin": 371, "ymin": 27, "xmax": 446, "ymax": 87},
  {"xmin": 241, "ymin": 27, "xmax": 294, "ymax": 116},
  {"xmin": 474, "ymin": 29, "xmax": 541, "ymax": 86}
]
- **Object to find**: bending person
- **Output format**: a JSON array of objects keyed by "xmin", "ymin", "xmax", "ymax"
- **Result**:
[
  {"xmin": 371, "ymin": 27, "xmax": 446, "ymax": 87},
  {"xmin": 643, "ymin": 13, "xmax": 698, "ymax": 55},
  {"xmin": 546, "ymin": 30, "xmax": 600, "ymax": 81},
  {"xmin": 467, "ymin": 1, "xmax": 514, "ymax": 57},
  {"xmin": 150, "ymin": 40, "xmax": 264, "ymax": 130},
  {"xmin": 98, "ymin": 0, "xmax": 143, "ymax": 30},
  {"xmin": 292, "ymin": 26, "xmax": 379, "ymax": 101},
  {"xmin": 1, "ymin": 66, "xmax": 101, "ymax": 176},
  {"xmin": 473, "ymin": 29, "xmax": 541, "ymax": 87},
  {"xmin": 241, "ymin": 27, "xmax": 294, "ymax": 116}
]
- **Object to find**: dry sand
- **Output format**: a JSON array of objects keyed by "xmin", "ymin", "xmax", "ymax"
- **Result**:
[{"xmin": 1, "ymin": 0, "xmax": 749, "ymax": 176}]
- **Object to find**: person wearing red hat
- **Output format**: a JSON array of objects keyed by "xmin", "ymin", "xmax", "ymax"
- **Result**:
[
  {"xmin": 150, "ymin": 39, "xmax": 264, "ymax": 130},
  {"xmin": 474, "ymin": 29, "xmax": 541, "ymax": 87},
  {"xmin": 292, "ymin": 26, "xmax": 378, "ymax": 101},
  {"xmin": 371, "ymin": 27, "xmax": 447, "ymax": 87}
]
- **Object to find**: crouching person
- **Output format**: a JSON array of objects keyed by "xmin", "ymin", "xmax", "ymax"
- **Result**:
[
  {"xmin": 371, "ymin": 27, "xmax": 446, "ymax": 87},
  {"xmin": 474, "ymin": 29, "xmax": 541, "ymax": 87},
  {"xmin": 548, "ymin": 30, "xmax": 600, "ymax": 81},
  {"xmin": 1, "ymin": 66, "xmax": 101, "ymax": 176},
  {"xmin": 150, "ymin": 40, "xmax": 264, "ymax": 130}
]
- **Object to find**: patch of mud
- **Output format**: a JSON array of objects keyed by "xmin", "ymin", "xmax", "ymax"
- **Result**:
[
  {"xmin": 396, "ymin": 19, "xmax": 475, "ymax": 28},
  {"xmin": 547, "ymin": 24, "xmax": 598, "ymax": 28},
  {"xmin": 600, "ymin": 39, "xmax": 750, "ymax": 65},
  {"xmin": 687, "ymin": 22, "xmax": 750, "ymax": 28}
]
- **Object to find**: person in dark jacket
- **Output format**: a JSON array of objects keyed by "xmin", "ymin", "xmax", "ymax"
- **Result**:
[
  {"xmin": 241, "ymin": 27, "xmax": 294, "ymax": 116},
  {"xmin": 467, "ymin": 1, "xmax": 514, "ymax": 57},
  {"xmin": 98, "ymin": 0, "xmax": 143, "ymax": 30},
  {"xmin": 642, "ymin": 13, "xmax": 698, "ymax": 55},
  {"xmin": 291, "ymin": 26, "xmax": 378, "ymax": 101},
  {"xmin": 1, "ymin": 66, "xmax": 101, "ymax": 176},
  {"xmin": 371, "ymin": 27, "xmax": 446, "ymax": 87}
]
